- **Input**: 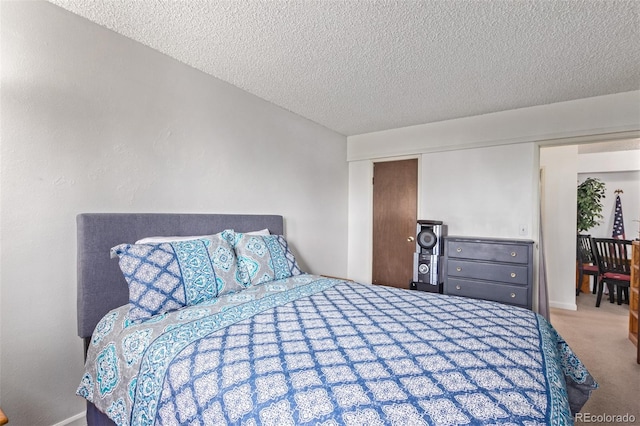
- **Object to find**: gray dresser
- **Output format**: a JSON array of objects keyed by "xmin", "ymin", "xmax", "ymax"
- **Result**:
[{"xmin": 443, "ymin": 236, "xmax": 534, "ymax": 309}]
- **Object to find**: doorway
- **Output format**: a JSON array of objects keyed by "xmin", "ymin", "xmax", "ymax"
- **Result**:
[
  {"xmin": 539, "ymin": 139, "xmax": 640, "ymax": 310},
  {"xmin": 372, "ymin": 159, "xmax": 418, "ymax": 288}
]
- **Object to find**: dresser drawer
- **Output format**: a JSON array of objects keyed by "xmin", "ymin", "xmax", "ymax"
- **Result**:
[
  {"xmin": 446, "ymin": 259, "xmax": 529, "ymax": 285},
  {"xmin": 446, "ymin": 240, "xmax": 530, "ymax": 264},
  {"xmin": 446, "ymin": 278, "xmax": 528, "ymax": 306}
]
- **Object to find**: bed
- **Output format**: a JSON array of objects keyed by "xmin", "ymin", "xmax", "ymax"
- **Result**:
[{"xmin": 77, "ymin": 213, "xmax": 597, "ymax": 426}]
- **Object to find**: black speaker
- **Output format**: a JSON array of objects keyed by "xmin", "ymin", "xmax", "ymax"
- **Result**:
[
  {"xmin": 415, "ymin": 220, "xmax": 446, "ymax": 256},
  {"xmin": 411, "ymin": 220, "xmax": 447, "ymax": 293}
]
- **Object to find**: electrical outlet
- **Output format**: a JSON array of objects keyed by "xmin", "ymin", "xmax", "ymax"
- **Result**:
[{"xmin": 518, "ymin": 224, "xmax": 528, "ymax": 236}]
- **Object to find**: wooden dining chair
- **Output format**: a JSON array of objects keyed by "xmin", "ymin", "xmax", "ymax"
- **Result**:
[
  {"xmin": 591, "ymin": 237, "xmax": 632, "ymax": 307},
  {"xmin": 576, "ymin": 234, "xmax": 599, "ymax": 296}
]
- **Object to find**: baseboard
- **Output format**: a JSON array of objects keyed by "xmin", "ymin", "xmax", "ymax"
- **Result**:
[
  {"xmin": 549, "ymin": 300, "xmax": 578, "ymax": 311},
  {"xmin": 52, "ymin": 412, "xmax": 86, "ymax": 426}
]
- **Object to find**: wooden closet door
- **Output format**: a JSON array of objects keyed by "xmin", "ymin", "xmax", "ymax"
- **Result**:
[{"xmin": 372, "ymin": 159, "xmax": 418, "ymax": 288}]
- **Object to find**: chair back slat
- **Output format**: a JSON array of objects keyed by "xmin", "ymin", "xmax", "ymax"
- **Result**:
[
  {"xmin": 577, "ymin": 234, "xmax": 595, "ymax": 264},
  {"xmin": 591, "ymin": 238, "xmax": 632, "ymax": 275}
]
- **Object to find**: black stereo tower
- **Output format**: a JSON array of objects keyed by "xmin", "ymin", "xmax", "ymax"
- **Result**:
[{"xmin": 411, "ymin": 220, "xmax": 447, "ymax": 293}]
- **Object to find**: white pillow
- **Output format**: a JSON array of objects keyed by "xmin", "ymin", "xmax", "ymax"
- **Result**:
[
  {"xmin": 246, "ymin": 228, "xmax": 270, "ymax": 236},
  {"xmin": 135, "ymin": 228, "xmax": 269, "ymax": 244},
  {"xmin": 135, "ymin": 235, "xmax": 211, "ymax": 244}
]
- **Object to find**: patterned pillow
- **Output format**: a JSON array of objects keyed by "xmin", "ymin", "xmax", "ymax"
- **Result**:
[
  {"xmin": 234, "ymin": 233, "xmax": 304, "ymax": 286},
  {"xmin": 206, "ymin": 233, "xmax": 248, "ymax": 297},
  {"xmin": 111, "ymin": 235, "xmax": 246, "ymax": 321}
]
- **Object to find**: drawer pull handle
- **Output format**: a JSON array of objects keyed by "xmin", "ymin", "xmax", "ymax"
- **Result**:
[
  {"xmin": 510, "ymin": 292, "xmax": 516, "ymax": 298},
  {"xmin": 511, "ymin": 252, "xmax": 517, "ymax": 257},
  {"xmin": 510, "ymin": 272, "xmax": 516, "ymax": 278},
  {"xmin": 456, "ymin": 247, "xmax": 462, "ymax": 253},
  {"xmin": 456, "ymin": 267, "xmax": 462, "ymax": 272},
  {"xmin": 456, "ymin": 285, "xmax": 461, "ymax": 290}
]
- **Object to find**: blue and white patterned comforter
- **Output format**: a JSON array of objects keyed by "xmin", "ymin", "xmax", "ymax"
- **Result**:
[{"xmin": 78, "ymin": 275, "xmax": 597, "ymax": 425}]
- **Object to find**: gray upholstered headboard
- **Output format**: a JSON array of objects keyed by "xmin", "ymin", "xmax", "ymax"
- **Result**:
[{"xmin": 76, "ymin": 213, "xmax": 284, "ymax": 342}]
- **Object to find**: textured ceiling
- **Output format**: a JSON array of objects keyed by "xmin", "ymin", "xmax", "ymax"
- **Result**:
[{"xmin": 48, "ymin": 0, "xmax": 640, "ymax": 136}]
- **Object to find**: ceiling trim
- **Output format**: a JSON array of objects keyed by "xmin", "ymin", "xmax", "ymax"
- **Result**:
[{"xmin": 347, "ymin": 91, "xmax": 640, "ymax": 161}]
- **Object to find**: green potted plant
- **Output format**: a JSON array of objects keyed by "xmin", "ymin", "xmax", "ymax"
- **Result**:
[{"xmin": 577, "ymin": 177, "xmax": 606, "ymax": 233}]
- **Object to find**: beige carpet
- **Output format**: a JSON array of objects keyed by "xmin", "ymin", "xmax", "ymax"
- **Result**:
[{"xmin": 550, "ymin": 291, "xmax": 640, "ymax": 425}]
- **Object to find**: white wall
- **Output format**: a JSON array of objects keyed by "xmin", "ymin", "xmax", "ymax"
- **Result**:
[
  {"xmin": 421, "ymin": 143, "xmax": 536, "ymax": 238},
  {"xmin": 539, "ymin": 146, "xmax": 640, "ymax": 311},
  {"xmin": 347, "ymin": 160, "xmax": 373, "ymax": 283},
  {"xmin": 578, "ymin": 171, "xmax": 640, "ymax": 239},
  {"xmin": 346, "ymin": 92, "xmax": 640, "ymax": 306},
  {"xmin": 578, "ymin": 150, "xmax": 640, "ymax": 240},
  {"xmin": 578, "ymin": 149, "xmax": 640, "ymax": 175},
  {"xmin": 0, "ymin": 2, "xmax": 347, "ymax": 425},
  {"xmin": 540, "ymin": 145, "xmax": 579, "ymax": 311},
  {"xmin": 347, "ymin": 144, "xmax": 538, "ymax": 287}
]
